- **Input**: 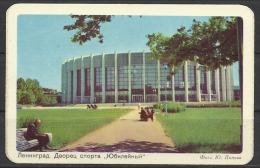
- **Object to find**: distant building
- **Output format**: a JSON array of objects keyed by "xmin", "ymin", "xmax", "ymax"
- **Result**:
[{"xmin": 61, "ymin": 51, "xmax": 235, "ymax": 104}]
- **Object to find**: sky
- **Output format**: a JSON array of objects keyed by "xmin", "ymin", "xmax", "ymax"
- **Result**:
[{"xmin": 17, "ymin": 15, "xmax": 240, "ymax": 92}]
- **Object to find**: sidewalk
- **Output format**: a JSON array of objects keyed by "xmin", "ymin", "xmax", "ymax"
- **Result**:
[{"xmin": 58, "ymin": 109, "xmax": 178, "ymax": 153}]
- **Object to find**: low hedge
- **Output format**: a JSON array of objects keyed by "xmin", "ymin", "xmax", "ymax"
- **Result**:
[
  {"xmin": 186, "ymin": 101, "xmax": 241, "ymax": 108},
  {"xmin": 161, "ymin": 102, "xmax": 186, "ymax": 113}
]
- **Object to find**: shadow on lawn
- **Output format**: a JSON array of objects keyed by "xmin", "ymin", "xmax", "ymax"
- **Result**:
[
  {"xmin": 177, "ymin": 143, "xmax": 242, "ymax": 153},
  {"xmin": 59, "ymin": 139, "xmax": 178, "ymax": 153}
]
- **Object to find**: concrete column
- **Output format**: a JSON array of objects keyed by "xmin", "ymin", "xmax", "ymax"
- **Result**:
[
  {"xmin": 61, "ymin": 62, "xmax": 64, "ymax": 104},
  {"xmin": 73, "ymin": 57, "xmax": 77, "ymax": 104},
  {"xmin": 63, "ymin": 61, "xmax": 68, "ymax": 104},
  {"xmin": 230, "ymin": 65, "xmax": 234, "ymax": 99},
  {"xmin": 226, "ymin": 65, "xmax": 231, "ymax": 101},
  {"xmin": 128, "ymin": 51, "xmax": 131, "ymax": 103},
  {"xmin": 102, "ymin": 53, "xmax": 106, "ymax": 103},
  {"xmin": 184, "ymin": 61, "xmax": 188, "ymax": 102},
  {"xmin": 67, "ymin": 60, "xmax": 71, "ymax": 104},
  {"xmin": 207, "ymin": 70, "xmax": 211, "ymax": 102},
  {"xmin": 90, "ymin": 54, "xmax": 94, "ymax": 104},
  {"xmin": 143, "ymin": 51, "xmax": 146, "ymax": 103},
  {"xmin": 221, "ymin": 66, "xmax": 226, "ymax": 101},
  {"xmin": 157, "ymin": 60, "xmax": 161, "ymax": 102},
  {"xmin": 81, "ymin": 56, "xmax": 85, "ymax": 104},
  {"xmin": 114, "ymin": 52, "xmax": 118, "ymax": 103},
  {"xmin": 215, "ymin": 69, "xmax": 220, "ymax": 101},
  {"xmin": 196, "ymin": 63, "xmax": 201, "ymax": 102},
  {"xmin": 172, "ymin": 67, "xmax": 175, "ymax": 102}
]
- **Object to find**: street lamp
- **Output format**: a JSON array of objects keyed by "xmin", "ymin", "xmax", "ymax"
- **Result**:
[{"xmin": 164, "ymin": 64, "xmax": 168, "ymax": 116}]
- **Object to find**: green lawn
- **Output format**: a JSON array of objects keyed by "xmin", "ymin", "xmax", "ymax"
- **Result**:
[
  {"xmin": 155, "ymin": 108, "xmax": 242, "ymax": 153},
  {"xmin": 17, "ymin": 108, "xmax": 131, "ymax": 149},
  {"xmin": 74, "ymin": 104, "xmax": 117, "ymax": 107}
]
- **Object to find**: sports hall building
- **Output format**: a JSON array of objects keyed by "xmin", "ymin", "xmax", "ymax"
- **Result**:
[{"xmin": 61, "ymin": 51, "xmax": 234, "ymax": 104}]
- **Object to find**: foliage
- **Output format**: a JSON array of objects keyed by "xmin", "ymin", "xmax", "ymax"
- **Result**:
[
  {"xmin": 146, "ymin": 17, "xmax": 239, "ymax": 76},
  {"xmin": 17, "ymin": 115, "xmax": 36, "ymax": 128},
  {"xmin": 161, "ymin": 102, "xmax": 186, "ymax": 113},
  {"xmin": 155, "ymin": 108, "xmax": 242, "ymax": 153},
  {"xmin": 64, "ymin": 15, "xmax": 114, "ymax": 44},
  {"xmin": 64, "ymin": 15, "xmax": 142, "ymax": 45},
  {"xmin": 153, "ymin": 102, "xmax": 164, "ymax": 109},
  {"xmin": 17, "ymin": 109, "xmax": 131, "ymax": 148},
  {"xmin": 17, "ymin": 77, "xmax": 59, "ymax": 105}
]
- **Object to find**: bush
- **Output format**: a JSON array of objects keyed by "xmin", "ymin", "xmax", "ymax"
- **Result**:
[
  {"xmin": 161, "ymin": 102, "xmax": 186, "ymax": 113},
  {"xmin": 153, "ymin": 102, "xmax": 164, "ymax": 109},
  {"xmin": 229, "ymin": 100, "xmax": 241, "ymax": 107},
  {"xmin": 17, "ymin": 115, "xmax": 36, "ymax": 128},
  {"xmin": 185, "ymin": 101, "xmax": 241, "ymax": 108}
]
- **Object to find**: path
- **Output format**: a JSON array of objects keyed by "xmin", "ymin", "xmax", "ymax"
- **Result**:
[{"xmin": 58, "ymin": 109, "xmax": 178, "ymax": 153}]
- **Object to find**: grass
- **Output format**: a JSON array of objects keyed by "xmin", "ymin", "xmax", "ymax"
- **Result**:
[
  {"xmin": 74, "ymin": 104, "xmax": 117, "ymax": 107},
  {"xmin": 17, "ymin": 108, "xmax": 131, "ymax": 149},
  {"xmin": 155, "ymin": 108, "xmax": 242, "ymax": 153}
]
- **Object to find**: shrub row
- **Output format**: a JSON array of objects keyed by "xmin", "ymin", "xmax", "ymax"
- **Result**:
[
  {"xmin": 186, "ymin": 100, "xmax": 241, "ymax": 108},
  {"xmin": 156, "ymin": 102, "xmax": 186, "ymax": 113},
  {"xmin": 17, "ymin": 115, "xmax": 36, "ymax": 128}
]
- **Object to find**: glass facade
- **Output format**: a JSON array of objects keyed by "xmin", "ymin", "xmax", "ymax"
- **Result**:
[
  {"xmin": 106, "ymin": 67, "xmax": 115, "ymax": 103},
  {"xmin": 160, "ymin": 65, "xmax": 172, "ymax": 90},
  {"xmin": 211, "ymin": 70, "xmax": 216, "ymax": 94},
  {"xmin": 94, "ymin": 67, "xmax": 102, "ymax": 103},
  {"xmin": 131, "ymin": 65, "xmax": 143, "ymax": 94},
  {"xmin": 146, "ymin": 65, "xmax": 158, "ymax": 94},
  {"xmin": 174, "ymin": 66, "xmax": 184, "ymax": 90},
  {"xmin": 71, "ymin": 71, "xmax": 73, "ymax": 103},
  {"xmin": 219, "ymin": 69, "xmax": 223, "ymax": 101},
  {"xmin": 200, "ymin": 67, "xmax": 207, "ymax": 94},
  {"xmin": 77, "ymin": 70, "xmax": 81, "ymax": 96},
  {"xmin": 62, "ymin": 52, "xmax": 234, "ymax": 104},
  {"xmin": 188, "ymin": 65, "xmax": 196, "ymax": 90},
  {"xmin": 118, "ymin": 66, "xmax": 128, "ymax": 90}
]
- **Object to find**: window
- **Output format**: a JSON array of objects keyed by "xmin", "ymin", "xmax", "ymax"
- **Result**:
[
  {"xmin": 146, "ymin": 65, "xmax": 158, "ymax": 94},
  {"xmin": 160, "ymin": 65, "xmax": 172, "ymax": 90},
  {"xmin": 77, "ymin": 70, "xmax": 81, "ymax": 96},
  {"xmin": 94, "ymin": 67, "xmax": 102, "ymax": 92},
  {"xmin": 188, "ymin": 65, "xmax": 196, "ymax": 90},
  {"xmin": 131, "ymin": 65, "xmax": 143, "ymax": 94},
  {"xmin": 174, "ymin": 66, "xmax": 184, "ymax": 90},
  {"xmin": 211, "ymin": 70, "xmax": 216, "ymax": 94},
  {"xmin": 106, "ymin": 67, "xmax": 115, "ymax": 91},
  {"xmin": 200, "ymin": 67, "xmax": 207, "ymax": 94},
  {"xmin": 118, "ymin": 66, "xmax": 128, "ymax": 90},
  {"xmin": 71, "ymin": 71, "xmax": 73, "ymax": 103}
]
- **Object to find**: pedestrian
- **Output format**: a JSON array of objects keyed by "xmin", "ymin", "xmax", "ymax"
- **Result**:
[
  {"xmin": 138, "ymin": 102, "xmax": 140, "ymax": 110},
  {"xmin": 26, "ymin": 119, "xmax": 51, "ymax": 151}
]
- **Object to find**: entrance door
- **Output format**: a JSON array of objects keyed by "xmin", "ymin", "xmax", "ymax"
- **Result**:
[
  {"xmin": 132, "ymin": 95, "xmax": 143, "ymax": 103},
  {"xmin": 146, "ymin": 94, "xmax": 158, "ymax": 102}
]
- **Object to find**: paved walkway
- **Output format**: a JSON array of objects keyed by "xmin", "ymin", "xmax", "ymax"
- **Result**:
[{"xmin": 58, "ymin": 109, "xmax": 178, "ymax": 153}]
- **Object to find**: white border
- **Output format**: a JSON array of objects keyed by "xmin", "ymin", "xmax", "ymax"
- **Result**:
[{"xmin": 6, "ymin": 4, "xmax": 254, "ymax": 164}]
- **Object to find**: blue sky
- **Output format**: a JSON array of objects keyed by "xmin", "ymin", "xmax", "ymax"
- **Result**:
[{"xmin": 17, "ymin": 15, "xmax": 239, "ymax": 91}]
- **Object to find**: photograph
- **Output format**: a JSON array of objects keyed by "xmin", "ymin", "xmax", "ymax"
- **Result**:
[{"xmin": 6, "ymin": 4, "xmax": 254, "ymax": 164}]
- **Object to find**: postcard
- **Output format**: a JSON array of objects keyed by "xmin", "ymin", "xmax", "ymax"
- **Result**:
[{"xmin": 6, "ymin": 4, "xmax": 254, "ymax": 164}]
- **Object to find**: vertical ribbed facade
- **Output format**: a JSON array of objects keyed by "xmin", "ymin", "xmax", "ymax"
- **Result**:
[{"xmin": 61, "ymin": 51, "xmax": 235, "ymax": 104}]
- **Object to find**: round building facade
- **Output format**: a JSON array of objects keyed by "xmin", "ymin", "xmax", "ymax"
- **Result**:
[{"xmin": 61, "ymin": 51, "xmax": 234, "ymax": 104}]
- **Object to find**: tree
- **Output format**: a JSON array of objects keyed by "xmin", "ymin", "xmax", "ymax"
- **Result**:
[
  {"xmin": 64, "ymin": 15, "xmax": 114, "ymax": 44},
  {"xmin": 63, "ymin": 15, "xmax": 141, "ymax": 45},
  {"xmin": 146, "ymin": 17, "xmax": 239, "ymax": 74}
]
